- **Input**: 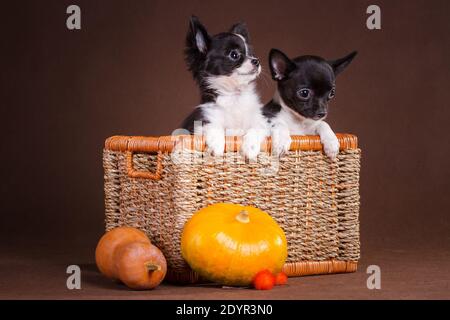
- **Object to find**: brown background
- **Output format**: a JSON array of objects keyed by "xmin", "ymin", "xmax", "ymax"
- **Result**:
[{"xmin": 1, "ymin": 0, "xmax": 449, "ymax": 299}]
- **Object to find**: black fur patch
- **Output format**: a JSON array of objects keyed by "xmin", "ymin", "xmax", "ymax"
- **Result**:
[
  {"xmin": 181, "ymin": 107, "xmax": 208, "ymax": 133},
  {"xmin": 262, "ymin": 100, "xmax": 282, "ymax": 119}
]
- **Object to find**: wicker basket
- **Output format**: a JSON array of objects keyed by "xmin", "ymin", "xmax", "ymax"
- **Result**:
[{"xmin": 103, "ymin": 134, "xmax": 361, "ymax": 283}]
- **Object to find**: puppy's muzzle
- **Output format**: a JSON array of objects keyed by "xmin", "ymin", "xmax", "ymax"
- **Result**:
[{"xmin": 313, "ymin": 112, "xmax": 327, "ymax": 120}]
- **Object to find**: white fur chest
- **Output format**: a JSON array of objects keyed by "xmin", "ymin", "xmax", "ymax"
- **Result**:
[
  {"xmin": 203, "ymin": 86, "xmax": 264, "ymax": 135},
  {"xmin": 276, "ymin": 107, "xmax": 319, "ymax": 135}
]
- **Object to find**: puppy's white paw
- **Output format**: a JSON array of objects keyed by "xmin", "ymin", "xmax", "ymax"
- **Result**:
[
  {"xmin": 271, "ymin": 129, "xmax": 291, "ymax": 157},
  {"xmin": 322, "ymin": 135, "xmax": 340, "ymax": 160},
  {"xmin": 242, "ymin": 130, "xmax": 263, "ymax": 161},
  {"xmin": 205, "ymin": 130, "xmax": 225, "ymax": 156}
]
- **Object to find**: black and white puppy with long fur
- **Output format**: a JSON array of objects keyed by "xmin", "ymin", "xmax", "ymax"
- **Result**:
[
  {"xmin": 181, "ymin": 16, "xmax": 267, "ymax": 160},
  {"xmin": 263, "ymin": 49, "xmax": 357, "ymax": 159}
]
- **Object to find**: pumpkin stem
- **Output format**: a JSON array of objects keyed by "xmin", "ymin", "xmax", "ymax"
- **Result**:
[
  {"xmin": 145, "ymin": 263, "xmax": 161, "ymax": 272},
  {"xmin": 236, "ymin": 210, "xmax": 250, "ymax": 223}
]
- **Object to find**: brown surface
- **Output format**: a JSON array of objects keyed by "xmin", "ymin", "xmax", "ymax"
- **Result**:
[
  {"xmin": 0, "ymin": 240, "xmax": 448, "ymax": 299},
  {"xmin": 1, "ymin": 0, "xmax": 450, "ymax": 299}
]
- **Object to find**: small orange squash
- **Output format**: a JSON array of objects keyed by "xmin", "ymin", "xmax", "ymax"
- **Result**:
[
  {"xmin": 181, "ymin": 203, "xmax": 287, "ymax": 286},
  {"xmin": 114, "ymin": 241, "xmax": 167, "ymax": 290},
  {"xmin": 95, "ymin": 227, "xmax": 150, "ymax": 279}
]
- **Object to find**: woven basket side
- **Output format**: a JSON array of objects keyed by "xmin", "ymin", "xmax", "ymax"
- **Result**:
[
  {"xmin": 337, "ymin": 149, "xmax": 361, "ymax": 261},
  {"xmin": 166, "ymin": 150, "xmax": 343, "ymax": 264},
  {"xmin": 253, "ymin": 151, "xmax": 340, "ymax": 262},
  {"xmin": 114, "ymin": 152, "xmax": 187, "ymax": 270},
  {"xmin": 162, "ymin": 151, "xmax": 208, "ymax": 270},
  {"xmin": 102, "ymin": 134, "xmax": 361, "ymax": 282},
  {"xmin": 103, "ymin": 150, "xmax": 122, "ymax": 231}
]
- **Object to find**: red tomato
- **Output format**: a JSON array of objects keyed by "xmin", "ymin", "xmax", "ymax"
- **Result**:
[
  {"xmin": 253, "ymin": 270, "xmax": 276, "ymax": 290},
  {"xmin": 275, "ymin": 272, "xmax": 288, "ymax": 285}
]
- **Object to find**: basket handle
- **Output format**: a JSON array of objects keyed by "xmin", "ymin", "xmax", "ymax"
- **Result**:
[{"xmin": 126, "ymin": 151, "xmax": 163, "ymax": 180}]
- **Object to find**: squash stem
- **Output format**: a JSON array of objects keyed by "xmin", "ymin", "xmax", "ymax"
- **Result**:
[
  {"xmin": 236, "ymin": 210, "xmax": 250, "ymax": 223},
  {"xmin": 145, "ymin": 263, "xmax": 161, "ymax": 272}
]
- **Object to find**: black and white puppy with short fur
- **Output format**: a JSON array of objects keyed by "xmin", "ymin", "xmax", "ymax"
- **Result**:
[
  {"xmin": 263, "ymin": 49, "xmax": 357, "ymax": 159},
  {"xmin": 181, "ymin": 16, "xmax": 267, "ymax": 159}
]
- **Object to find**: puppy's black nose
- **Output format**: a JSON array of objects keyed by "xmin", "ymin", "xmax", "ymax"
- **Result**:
[{"xmin": 251, "ymin": 58, "xmax": 260, "ymax": 66}]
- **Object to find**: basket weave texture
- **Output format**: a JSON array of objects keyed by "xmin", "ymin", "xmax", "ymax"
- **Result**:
[{"xmin": 103, "ymin": 134, "xmax": 361, "ymax": 283}]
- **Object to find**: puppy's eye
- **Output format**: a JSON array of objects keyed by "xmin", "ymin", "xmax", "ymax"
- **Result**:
[
  {"xmin": 298, "ymin": 88, "xmax": 311, "ymax": 100},
  {"xmin": 328, "ymin": 88, "xmax": 336, "ymax": 99},
  {"xmin": 229, "ymin": 50, "xmax": 241, "ymax": 61}
]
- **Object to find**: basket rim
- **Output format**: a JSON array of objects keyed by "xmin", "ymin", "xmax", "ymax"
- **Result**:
[
  {"xmin": 165, "ymin": 260, "xmax": 358, "ymax": 283},
  {"xmin": 104, "ymin": 134, "xmax": 358, "ymax": 153}
]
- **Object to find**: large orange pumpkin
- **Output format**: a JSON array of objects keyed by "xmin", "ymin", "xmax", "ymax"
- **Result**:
[{"xmin": 181, "ymin": 203, "xmax": 287, "ymax": 286}]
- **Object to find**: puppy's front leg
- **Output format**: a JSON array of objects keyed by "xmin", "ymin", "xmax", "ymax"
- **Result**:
[
  {"xmin": 204, "ymin": 124, "xmax": 225, "ymax": 156},
  {"xmin": 270, "ymin": 122, "xmax": 292, "ymax": 157},
  {"xmin": 242, "ymin": 128, "xmax": 267, "ymax": 161},
  {"xmin": 316, "ymin": 121, "xmax": 340, "ymax": 160}
]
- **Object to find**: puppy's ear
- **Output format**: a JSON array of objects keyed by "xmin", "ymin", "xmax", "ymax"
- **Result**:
[
  {"xmin": 230, "ymin": 22, "xmax": 250, "ymax": 42},
  {"xmin": 269, "ymin": 49, "xmax": 295, "ymax": 81},
  {"xmin": 186, "ymin": 15, "xmax": 210, "ymax": 54},
  {"xmin": 329, "ymin": 51, "xmax": 358, "ymax": 76}
]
